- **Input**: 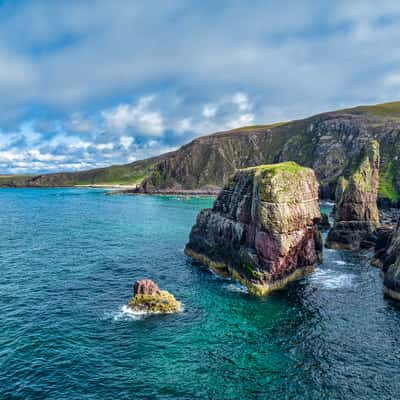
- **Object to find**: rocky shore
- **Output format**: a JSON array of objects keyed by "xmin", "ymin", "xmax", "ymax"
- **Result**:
[
  {"xmin": 108, "ymin": 187, "xmax": 220, "ymax": 196},
  {"xmin": 185, "ymin": 162, "xmax": 322, "ymax": 296}
]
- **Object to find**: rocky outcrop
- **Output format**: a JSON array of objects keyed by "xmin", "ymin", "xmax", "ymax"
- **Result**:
[
  {"xmin": 185, "ymin": 162, "xmax": 322, "ymax": 296},
  {"xmin": 371, "ymin": 226, "xmax": 395, "ymax": 268},
  {"xmin": 127, "ymin": 279, "xmax": 181, "ymax": 313},
  {"xmin": 326, "ymin": 141, "xmax": 380, "ymax": 250},
  {"xmin": 371, "ymin": 221, "xmax": 400, "ymax": 300}
]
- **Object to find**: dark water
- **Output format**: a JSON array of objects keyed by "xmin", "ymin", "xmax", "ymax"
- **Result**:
[{"xmin": 0, "ymin": 189, "xmax": 399, "ymax": 400}]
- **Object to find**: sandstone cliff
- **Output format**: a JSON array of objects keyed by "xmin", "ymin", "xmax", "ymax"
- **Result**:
[
  {"xmin": 326, "ymin": 140, "xmax": 380, "ymax": 250},
  {"xmin": 185, "ymin": 162, "xmax": 322, "ymax": 295}
]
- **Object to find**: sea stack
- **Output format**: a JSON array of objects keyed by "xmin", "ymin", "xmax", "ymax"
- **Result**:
[
  {"xmin": 128, "ymin": 279, "xmax": 181, "ymax": 313},
  {"xmin": 185, "ymin": 162, "xmax": 322, "ymax": 296},
  {"xmin": 326, "ymin": 140, "xmax": 380, "ymax": 250}
]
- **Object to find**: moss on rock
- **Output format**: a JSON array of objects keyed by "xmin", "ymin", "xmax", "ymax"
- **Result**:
[
  {"xmin": 128, "ymin": 291, "xmax": 181, "ymax": 314},
  {"xmin": 127, "ymin": 279, "xmax": 181, "ymax": 314}
]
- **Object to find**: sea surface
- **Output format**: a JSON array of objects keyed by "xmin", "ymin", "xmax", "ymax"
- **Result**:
[{"xmin": 0, "ymin": 189, "xmax": 399, "ymax": 400}]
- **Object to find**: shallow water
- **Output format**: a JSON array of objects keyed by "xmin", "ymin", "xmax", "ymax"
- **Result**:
[{"xmin": 0, "ymin": 189, "xmax": 399, "ymax": 399}]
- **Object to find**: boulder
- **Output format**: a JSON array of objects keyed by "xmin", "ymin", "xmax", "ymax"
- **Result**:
[
  {"xmin": 185, "ymin": 161, "xmax": 322, "ymax": 296},
  {"xmin": 326, "ymin": 140, "xmax": 380, "ymax": 250},
  {"xmin": 128, "ymin": 279, "xmax": 181, "ymax": 313}
]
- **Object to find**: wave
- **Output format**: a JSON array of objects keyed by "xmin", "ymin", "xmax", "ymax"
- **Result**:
[
  {"xmin": 308, "ymin": 268, "xmax": 356, "ymax": 290},
  {"xmin": 223, "ymin": 283, "xmax": 248, "ymax": 294},
  {"xmin": 332, "ymin": 260, "xmax": 354, "ymax": 266},
  {"xmin": 111, "ymin": 305, "xmax": 148, "ymax": 321},
  {"xmin": 111, "ymin": 303, "xmax": 184, "ymax": 321}
]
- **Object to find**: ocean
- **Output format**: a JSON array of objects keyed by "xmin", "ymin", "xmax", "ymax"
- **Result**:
[{"xmin": 1, "ymin": 188, "xmax": 399, "ymax": 399}]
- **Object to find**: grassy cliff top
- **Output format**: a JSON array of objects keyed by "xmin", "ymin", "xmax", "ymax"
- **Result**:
[
  {"xmin": 350, "ymin": 101, "xmax": 400, "ymax": 118},
  {"xmin": 240, "ymin": 162, "xmax": 318, "ymax": 204},
  {"xmin": 241, "ymin": 161, "xmax": 308, "ymax": 175}
]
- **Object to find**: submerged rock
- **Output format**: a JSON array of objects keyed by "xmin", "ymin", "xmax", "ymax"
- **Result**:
[
  {"xmin": 128, "ymin": 279, "xmax": 181, "ymax": 313},
  {"xmin": 185, "ymin": 161, "xmax": 322, "ymax": 296},
  {"xmin": 326, "ymin": 140, "xmax": 380, "ymax": 250},
  {"xmin": 318, "ymin": 213, "xmax": 331, "ymax": 231}
]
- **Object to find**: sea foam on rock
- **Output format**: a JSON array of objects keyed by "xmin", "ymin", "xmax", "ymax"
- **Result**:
[
  {"xmin": 326, "ymin": 140, "xmax": 380, "ymax": 250},
  {"xmin": 127, "ymin": 279, "xmax": 181, "ymax": 314},
  {"xmin": 185, "ymin": 162, "xmax": 322, "ymax": 296}
]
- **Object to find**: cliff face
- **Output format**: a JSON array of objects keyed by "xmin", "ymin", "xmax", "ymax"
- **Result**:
[
  {"xmin": 326, "ymin": 141, "xmax": 380, "ymax": 250},
  {"xmin": 138, "ymin": 103, "xmax": 400, "ymax": 204},
  {"xmin": 3, "ymin": 101, "xmax": 400, "ymax": 205},
  {"xmin": 372, "ymin": 222, "xmax": 400, "ymax": 301},
  {"xmin": 185, "ymin": 162, "xmax": 322, "ymax": 295}
]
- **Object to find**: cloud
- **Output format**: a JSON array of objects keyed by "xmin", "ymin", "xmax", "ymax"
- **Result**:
[
  {"xmin": 202, "ymin": 104, "xmax": 218, "ymax": 118},
  {"xmin": 102, "ymin": 96, "xmax": 164, "ymax": 136},
  {"xmin": 0, "ymin": 1, "xmax": 400, "ymax": 173},
  {"xmin": 119, "ymin": 136, "xmax": 134, "ymax": 150},
  {"xmin": 232, "ymin": 93, "xmax": 251, "ymax": 112},
  {"xmin": 384, "ymin": 74, "xmax": 400, "ymax": 87}
]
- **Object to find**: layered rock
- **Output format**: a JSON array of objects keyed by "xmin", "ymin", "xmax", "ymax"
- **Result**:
[
  {"xmin": 185, "ymin": 162, "xmax": 322, "ymax": 295},
  {"xmin": 326, "ymin": 140, "xmax": 380, "ymax": 250},
  {"xmin": 128, "ymin": 279, "xmax": 181, "ymax": 313}
]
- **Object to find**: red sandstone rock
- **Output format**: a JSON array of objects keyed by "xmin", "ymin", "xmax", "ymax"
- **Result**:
[
  {"xmin": 185, "ymin": 162, "xmax": 322, "ymax": 295},
  {"xmin": 133, "ymin": 279, "xmax": 161, "ymax": 296}
]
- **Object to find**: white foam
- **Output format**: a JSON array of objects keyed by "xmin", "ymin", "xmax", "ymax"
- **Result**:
[
  {"xmin": 333, "ymin": 260, "xmax": 347, "ymax": 265},
  {"xmin": 224, "ymin": 283, "xmax": 248, "ymax": 294},
  {"xmin": 111, "ymin": 304, "xmax": 184, "ymax": 321},
  {"xmin": 308, "ymin": 268, "xmax": 356, "ymax": 290},
  {"xmin": 320, "ymin": 201, "xmax": 335, "ymax": 206},
  {"xmin": 113, "ymin": 305, "xmax": 148, "ymax": 321}
]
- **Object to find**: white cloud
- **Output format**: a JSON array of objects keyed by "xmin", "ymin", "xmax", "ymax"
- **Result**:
[
  {"xmin": 174, "ymin": 118, "xmax": 192, "ymax": 134},
  {"xmin": 28, "ymin": 149, "xmax": 66, "ymax": 162},
  {"xmin": 232, "ymin": 93, "xmax": 251, "ymax": 112},
  {"xmin": 384, "ymin": 74, "xmax": 400, "ymax": 87},
  {"xmin": 1, "ymin": 1, "xmax": 400, "ymax": 174},
  {"xmin": 66, "ymin": 113, "xmax": 93, "ymax": 133},
  {"xmin": 202, "ymin": 104, "xmax": 218, "ymax": 118},
  {"xmin": 102, "ymin": 96, "xmax": 164, "ymax": 136},
  {"xmin": 119, "ymin": 136, "xmax": 133, "ymax": 149},
  {"xmin": 95, "ymin": 143, "xmax": 114, "ymax": 151}
]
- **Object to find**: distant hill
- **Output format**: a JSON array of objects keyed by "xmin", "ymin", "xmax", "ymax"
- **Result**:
[{"xmin": 2, "ymin": 101, "xmax": 400, "ymax": 205}]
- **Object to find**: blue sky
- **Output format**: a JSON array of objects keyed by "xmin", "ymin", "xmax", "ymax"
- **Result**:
[{"xmin": 0, "ymin": 0, "xmax": 400, "ymax": 174}]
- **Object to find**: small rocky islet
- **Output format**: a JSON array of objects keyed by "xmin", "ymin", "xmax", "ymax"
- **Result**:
[
  {"xmin": 127, "ymin": 279, "xmax": 181, "ymax": 314},
  {"xmin": 184, "ymin": 147, "xmax": 400, "ymax": 301}
]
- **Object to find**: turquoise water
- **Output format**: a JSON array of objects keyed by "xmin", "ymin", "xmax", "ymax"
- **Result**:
[{"xmin": 1, "ymin": 189, "xmax": 400, "ymax": 399}]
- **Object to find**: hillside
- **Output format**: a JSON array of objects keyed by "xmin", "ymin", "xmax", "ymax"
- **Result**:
[{"xmin": 2, "ymin": 101, "xmax": 400, "ymax": 204}]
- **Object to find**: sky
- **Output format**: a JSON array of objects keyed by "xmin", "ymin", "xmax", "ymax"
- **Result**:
[{"xmin": 1, "ymin": 0, "xmax": 400, "ymax": 174}]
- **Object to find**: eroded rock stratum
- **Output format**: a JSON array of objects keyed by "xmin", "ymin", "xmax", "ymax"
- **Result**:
[{"xmin": 185, "ymin": 162, "xmax": 322, "ymax": 295}]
